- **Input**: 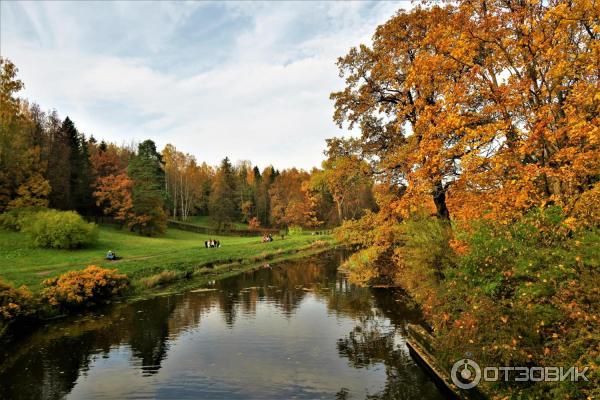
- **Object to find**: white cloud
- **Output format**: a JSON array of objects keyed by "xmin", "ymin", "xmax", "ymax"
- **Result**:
[{"xmin": 1, "ymin": 1, "xmax": 408, "ymax": 169}]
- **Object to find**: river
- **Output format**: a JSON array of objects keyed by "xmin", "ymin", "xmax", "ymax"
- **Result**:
[{"xmin": 0, "ymin": 250, "xmax": 446, "ymax": 399}]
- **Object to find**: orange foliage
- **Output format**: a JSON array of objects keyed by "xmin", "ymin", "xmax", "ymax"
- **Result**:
[
  {"xmin": 93, "ymin": 173, "xmax": 135, "ymax": 225},
  {"xmin": 0, "ymin": 279, "xmax": 34, "ymax": 321},
  {"xmin": 248, "ymin": 217, "xmax": 261, "ymax": 230},
  {"xmin": 42, "ymin": 266, "xmax": 129, "ymax": 309},
  {"xmin": 331, "ymin": 0, "xmax": 599, "ymax": 224},
  {"xmin": 269, "ymin": 168, "xmax": 322, "ymax": 228}
]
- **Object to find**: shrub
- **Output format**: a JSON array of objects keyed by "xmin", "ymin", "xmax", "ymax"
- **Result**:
[
  {"xmin": 0, "ymin": 279, "xmax": 35, "ymax": 321},
  {"xmin": 42, "ymin": 266, "xmax": 129, "ymax": 309},
  {"xmin": 334, "ymin": 215, "xmax": 374, "ymax": 247},
  {"xmin": 341, "ymin": 245, "xmax": 386, "ymax": 285},
  {"xmin": 0, "ymin": 207, "xmax": 45, "ymax": 231},
  {"xmin": 432, "ymin": 208, "xmax": 600, "ymax": 398},
  {"xmin": 21, "ymin": 209, "xmax": 98, "ymax": 249},
  {"xmin": 400, "ymin": 213, "xmax": 454, "ymax": 280}
]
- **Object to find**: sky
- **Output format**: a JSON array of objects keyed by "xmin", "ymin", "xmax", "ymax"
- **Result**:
[{"xmin": 1, "ymin": 1, "xmax": 408, "ymax": 170}]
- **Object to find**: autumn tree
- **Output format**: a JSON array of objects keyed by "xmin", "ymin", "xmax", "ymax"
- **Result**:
[
  {"xmin": 330, "ymin": 6, "xmax": 503, "ymax": 220},
  {"xmin": 195, "ymin": 161, "xmax": 214, "ymax": 216},
  {"xmin": 332, "ymin": 2, "xmax": 599, "ymax": 223},
  {"xmin": 235, "ymin": 160, "xmax": 255, "ymax": 223},
  {"xmin": 320, "ymin": 139, "xmax": 375, "ymax": 222},
  {"xmin": 127, "ymin": 140, "xmax": 167, "ymax": 235},
  {"xmin": 93, "ymin": 173, "xmax": 135, "ymax": 227},
  {"xmin": 307, "ymin": 168, "xmax": 338, "ymax": 227},
  {"xmin": 331, "ymin": 4, "xmax": 600, "ymax": 397},
  {"xmin": 163, "ymin": 144, "xmax": 209, "ymax": 221},
  {"xmin": 90, "ymin": 141, "xmax": 131, "ymax": 179},
  {"xmin": 269, "ymin": 168, "xmax": 321, "ymax": 228},
  {"xmin": 91, "ymin": 141, "xmax": 134, "ymax": 226},
  {"xmin": 441, "ymin": 0, "xmax": 600, "ymax": 222},
  {"xmin": 0, "ymin": 58, "xmax": 50, "ymax": 211}
]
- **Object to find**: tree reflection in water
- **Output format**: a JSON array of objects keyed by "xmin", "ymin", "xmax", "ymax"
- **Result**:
[{"xmin": 0, "ymin": 250, "xmax": 444, "ymax": 400}]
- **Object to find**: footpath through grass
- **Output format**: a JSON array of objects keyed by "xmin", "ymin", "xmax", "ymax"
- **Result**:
[{"xmin": 0, "ymin": 225, "xmax": 333, "ymax": 292}]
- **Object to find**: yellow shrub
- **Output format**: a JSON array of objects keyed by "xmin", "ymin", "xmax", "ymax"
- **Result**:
[{"xmin": 42, "ymin": 266, "xmax": 128, "ymax": 309}]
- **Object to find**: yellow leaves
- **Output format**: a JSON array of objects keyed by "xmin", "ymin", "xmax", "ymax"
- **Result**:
[
  {"xmin": 41, "ymin": 266, "xmax": 129, "ymax": 309},
  {"xmin": 500, "ymin": 316, "xmax": 509, "ymax": 324}
]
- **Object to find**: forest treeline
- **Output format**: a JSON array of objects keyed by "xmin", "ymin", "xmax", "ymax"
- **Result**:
[{"xmin": 0, "ymin": 57, "xmax": 376, "ymax": 235}]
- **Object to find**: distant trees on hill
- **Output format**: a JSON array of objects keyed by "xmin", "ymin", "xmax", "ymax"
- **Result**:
[{"xmin": 0, "ymin": 57, "xmax": 377, "ymax": 233}]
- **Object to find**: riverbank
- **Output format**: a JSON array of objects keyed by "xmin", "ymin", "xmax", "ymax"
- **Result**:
[
  {"xmin": 0, "ymin": 249, "xmax": 446, "ymax": 400},
  {"xmin": 0, "ymin": 225, "xmax": 335, "ymax": 339},
  {"xmin": 0, "ymin": 225, "xmax": 334, "ymax": 291},
  {"xmin": 126, "ymin": 240, "xmax": 337, "ymax": 302}
]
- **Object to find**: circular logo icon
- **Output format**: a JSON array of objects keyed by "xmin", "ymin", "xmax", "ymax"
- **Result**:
[{"xmin": 451, "ymin": 359, "xmax": 481, "ymax": 390}]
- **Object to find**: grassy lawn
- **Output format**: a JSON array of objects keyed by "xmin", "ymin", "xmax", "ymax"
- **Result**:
[
  {"xmin": 176, "ymin": 215, "xmax": 250, "ymax": 230},
  {"xmin": 0, "ymin": 225, "xmax": 332, "ymax": 291}
]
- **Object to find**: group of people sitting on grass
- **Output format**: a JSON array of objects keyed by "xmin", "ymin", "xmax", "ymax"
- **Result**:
[
  {"xmin": 262, "ymin": 234, "xmax": 274, "ymax": 243},
  {"xmin": 205, "ymin": 239, "xmax": 221, "ymax": 248}
]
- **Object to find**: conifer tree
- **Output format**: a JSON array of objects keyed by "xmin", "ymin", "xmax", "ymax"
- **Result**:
[
  {"xmin": 127, "ymin": 140, "xmax": 167, "ymax": 235},
  {"xmin": 209, "ymin": 157, "xmax": 237, "ymax": 229}
]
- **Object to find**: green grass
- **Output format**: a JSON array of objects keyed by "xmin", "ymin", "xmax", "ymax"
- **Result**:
[
  {"xmin": 176, "ymin": 215, "xmax": 250, "ymax": 230},
  {"xmin": 0, "ymin": 225, "xmax": 333, "ymax": 291}
]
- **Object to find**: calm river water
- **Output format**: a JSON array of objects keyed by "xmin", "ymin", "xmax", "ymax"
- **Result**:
[{"xmin": 0, "ymin": 251, "xmax": 445, "ymax": 399}]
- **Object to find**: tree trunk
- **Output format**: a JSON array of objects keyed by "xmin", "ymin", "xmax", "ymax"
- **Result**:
[{"xmin": 432, "ymin": 181, "xmax": 450, "ymax": 220}]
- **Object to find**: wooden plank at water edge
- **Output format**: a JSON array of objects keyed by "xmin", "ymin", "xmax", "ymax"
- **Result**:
[{"xmin": 405, "ymin": 324, "xmax": 484, "ymax": 400}]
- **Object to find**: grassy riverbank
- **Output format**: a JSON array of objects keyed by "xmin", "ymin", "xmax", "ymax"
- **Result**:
[{"xmin": 0, "ymin": 225, "xmax": 334, "ymax": 292}]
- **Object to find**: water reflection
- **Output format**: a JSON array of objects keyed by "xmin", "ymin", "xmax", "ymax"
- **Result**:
[{"xmin": 0, "ymin": 251, "xmax": 444, "ymax": 399}]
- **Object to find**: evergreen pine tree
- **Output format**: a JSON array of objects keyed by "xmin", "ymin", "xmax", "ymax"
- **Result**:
[
  {"xmin": 209, "ymin": 157, "xmax": 237, "ymax": 230},
  {"xmin": 46, "ymin": 111, "xmax": 71, "ymax": 209},
  {"xmin": 127, "ymin": 140, "xmax": 167, "ymax": 235},
  {"xmin": 60, "ymin": 117, "xmax": 94, "ymax": 214}
]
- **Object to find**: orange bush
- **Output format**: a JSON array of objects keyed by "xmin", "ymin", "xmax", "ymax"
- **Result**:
[
  {"xmin": 42, "ymin": 266, "xmax": 129, "ymax": 309},
  {"xmin": 0, "ymin": 279, "xmax": 34, "ymax": 321}
]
